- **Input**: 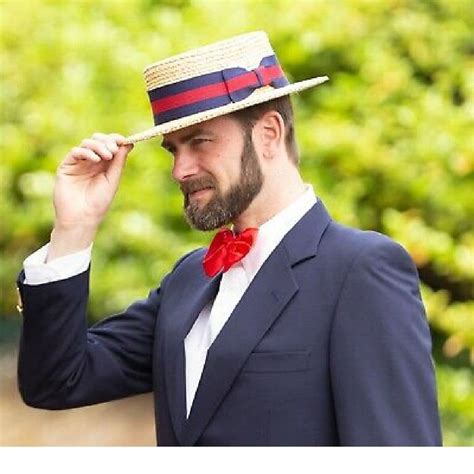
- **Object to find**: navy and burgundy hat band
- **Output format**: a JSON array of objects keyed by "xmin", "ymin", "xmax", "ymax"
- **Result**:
[
  {"xmin": 148, "ymin": 54, "xmax": 289, "ymax": 125},
  {"xmin": 125, "ymin": 32, "xmax": 329, "ymax": 144}
]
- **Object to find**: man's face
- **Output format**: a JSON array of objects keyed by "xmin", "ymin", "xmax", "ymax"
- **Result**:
[{"xmin": 161, "ymin": 115, "xmax": 263, "ymax": 231}]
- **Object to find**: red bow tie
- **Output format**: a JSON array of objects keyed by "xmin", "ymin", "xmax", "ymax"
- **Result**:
[{"xmin": 203, "ymin": 227, "xmax": 259, "ymax": 277}]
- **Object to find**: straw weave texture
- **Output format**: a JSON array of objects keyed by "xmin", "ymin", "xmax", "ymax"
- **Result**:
[{"xmin": 144, "ymin": 31, "xmax": 274, "ymax": 91}]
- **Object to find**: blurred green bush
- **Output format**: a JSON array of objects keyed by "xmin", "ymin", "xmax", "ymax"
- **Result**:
[{"xmin": 1, "ymin": 0, "xmax": 472, "ymax": 445}]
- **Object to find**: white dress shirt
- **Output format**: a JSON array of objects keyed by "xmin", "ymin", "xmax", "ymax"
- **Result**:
[
  {"xmin": 23, "ymin": 184, "xmax": 317, "ymax": 417},
  {"xmin": 23, "ymin": 242, "xmax": 93, "ymax": 285}
]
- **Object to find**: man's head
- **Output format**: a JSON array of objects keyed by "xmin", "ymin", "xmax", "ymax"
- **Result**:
[{"xmin": 161, "ymin": 95, "xmax": 298, "ymax": 231}]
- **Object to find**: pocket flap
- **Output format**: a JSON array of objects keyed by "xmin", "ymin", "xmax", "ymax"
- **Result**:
[{"xmin": 242, "ymin": 350, "xmax": 311, "ymax": 373}]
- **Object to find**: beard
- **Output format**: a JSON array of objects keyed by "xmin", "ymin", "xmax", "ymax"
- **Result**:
[{"xmin": 180, "ymin": 132, "xmax": 264, "ymax": 231}]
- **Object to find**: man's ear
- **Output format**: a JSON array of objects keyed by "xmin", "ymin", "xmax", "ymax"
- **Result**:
[{"xmin": 252, "ymin": 111, "xmax": 285, "ymax": 160}]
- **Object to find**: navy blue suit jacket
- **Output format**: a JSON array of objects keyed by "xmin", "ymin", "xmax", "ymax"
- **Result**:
[{"xmin": 16, "ymin": 200, "xmax": 442, "ymax": 445}]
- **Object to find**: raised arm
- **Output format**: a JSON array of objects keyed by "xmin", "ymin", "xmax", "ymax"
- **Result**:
[
  {"xmin": 16, "ymin": 133, "xmax": 162, "ymax": 409},
  {"xmin": 47, "ymin": 132, "xmax": 133, "ymax": 260}
]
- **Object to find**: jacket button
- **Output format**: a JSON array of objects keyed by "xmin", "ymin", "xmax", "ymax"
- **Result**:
[{"xmin": 16, "ymin": 286, "xmax": 23, "ymax": 315}]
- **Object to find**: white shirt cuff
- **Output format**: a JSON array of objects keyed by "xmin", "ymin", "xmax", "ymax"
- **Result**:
[{"xmin": 23, "ymin": 242, "xmax": 93, "ymax": 285}]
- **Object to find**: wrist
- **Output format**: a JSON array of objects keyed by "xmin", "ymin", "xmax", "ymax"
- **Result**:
[{"xmin": 47, "ymin": 224, "xmax": 98, "ymax": 262}]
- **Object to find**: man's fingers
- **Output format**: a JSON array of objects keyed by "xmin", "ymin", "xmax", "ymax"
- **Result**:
[
  {"xmin": 105, "ymin": 143, "xmax": 134, "ymax": 186},
  {"xmin": 107, "ymin": 133, "xmax": 127, "ymax": 145},
  {"xmin": 80, "ymin": 139, "xmax": 114, "ymax": 160},
  {"xmin": 64, "ymin": 133, "xmax": 130, "ymax": 166},
  {"xmin": 68, "ymin": 147, "xmax": 102, "ymax": 163},
  {"xmin": 92, "ymin": 133, "xmax": 126, "ymax": 153}
]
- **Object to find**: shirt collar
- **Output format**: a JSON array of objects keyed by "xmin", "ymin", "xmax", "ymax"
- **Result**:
[{"xmin": 239, "ymin": 184, "xmax": 317, "ymax": 279}]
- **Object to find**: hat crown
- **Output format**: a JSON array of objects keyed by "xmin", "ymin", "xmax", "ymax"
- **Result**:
[{"xmin": 144, "ymin": 31, "xmax": 275, "ymax": 91}]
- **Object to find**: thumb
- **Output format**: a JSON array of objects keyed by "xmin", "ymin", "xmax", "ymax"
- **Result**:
[{"xmin": 105, "ymin": 143, "xmax": 134, "ymax": 188}]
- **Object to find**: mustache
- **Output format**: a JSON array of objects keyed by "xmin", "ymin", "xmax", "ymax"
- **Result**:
[{"xmin": 180, "ymin": 175, "xmax": 217, "ymax": 195}]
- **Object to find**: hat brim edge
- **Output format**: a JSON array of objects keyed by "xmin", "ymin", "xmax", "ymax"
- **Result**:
[{"xmin": 124, "ymin": 76, "xmax": 329, "ymax": 144}]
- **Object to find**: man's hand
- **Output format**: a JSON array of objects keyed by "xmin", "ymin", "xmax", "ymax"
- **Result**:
[{"xmin": 47, "ymin": 133, "xmax": 134, "ymax": 261}]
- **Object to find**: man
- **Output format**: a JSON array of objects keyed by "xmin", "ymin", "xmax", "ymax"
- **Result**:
[{"xmin": 16, "ymin": 31, "xmax": 442, "ymax": 446}]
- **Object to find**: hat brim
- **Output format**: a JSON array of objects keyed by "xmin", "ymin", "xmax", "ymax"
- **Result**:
[{"xmin": 124, "ymin": 76, "xmax": 329, "ymax": 144}]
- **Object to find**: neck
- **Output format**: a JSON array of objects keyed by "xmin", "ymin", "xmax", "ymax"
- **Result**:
[{"xmin": 232, "ymin": 164, "xmax": 306, "ymax": 233}]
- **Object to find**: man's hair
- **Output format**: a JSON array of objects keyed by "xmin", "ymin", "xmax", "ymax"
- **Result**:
[{"xmin": 230, "ymin": 95, "xmax": 299, "ymax": 165}]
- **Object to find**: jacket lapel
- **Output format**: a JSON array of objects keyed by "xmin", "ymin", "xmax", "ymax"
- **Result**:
[
  {"xmin": 181, "ymin": 199, "xmax": 332, "ymax": 445},
  {"xmin": 163, "ymin": 266, "xmax": 221, "ymax": 444}
]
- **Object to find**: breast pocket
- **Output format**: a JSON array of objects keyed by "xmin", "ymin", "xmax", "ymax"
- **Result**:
[{"xmin": 242, "ymin": 350, "xmax": 311, "ymax": 373}]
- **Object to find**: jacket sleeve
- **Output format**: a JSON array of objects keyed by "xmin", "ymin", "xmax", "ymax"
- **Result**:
[
  {"xmin": 329, "ymin": 237, "xmax": 443, "ymax": 446},
  {"xmin": 16, "ymin": 264, "xmax": 170, "ymax": 409}
]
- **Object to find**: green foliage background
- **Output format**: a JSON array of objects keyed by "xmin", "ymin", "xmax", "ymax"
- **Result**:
[{"xmin": 1, "ymin": 0, "xmax": 472, "ymax": 445}]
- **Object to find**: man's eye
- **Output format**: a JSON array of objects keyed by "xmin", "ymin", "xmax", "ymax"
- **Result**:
[{"xmin": 192, "ymin": 138, "xmax": 210, "ymax": 146}]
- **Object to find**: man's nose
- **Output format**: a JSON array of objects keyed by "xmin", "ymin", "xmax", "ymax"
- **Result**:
[{"xmin": 171, "ymin": 151, "xmax": 199, "ymax": 182}]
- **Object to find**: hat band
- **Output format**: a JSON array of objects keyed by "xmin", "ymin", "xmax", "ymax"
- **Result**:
[{"xmin": 148, "ymin": 54, "xmax": 289, "ymax": 126}]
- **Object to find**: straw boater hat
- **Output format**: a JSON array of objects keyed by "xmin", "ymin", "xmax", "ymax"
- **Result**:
[{"xmin": 124, "ymin": 31, "xmax": 329, "ymax": 144}]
